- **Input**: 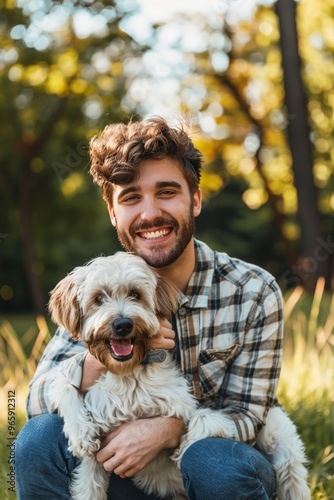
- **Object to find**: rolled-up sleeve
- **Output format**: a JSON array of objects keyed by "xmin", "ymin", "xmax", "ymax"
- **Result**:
[{"xmin": 26, "ymin": 328, "xmax": 87, "ymax": 418}]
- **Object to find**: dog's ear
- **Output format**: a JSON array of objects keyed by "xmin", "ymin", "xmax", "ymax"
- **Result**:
[
  {"xmin": 155, "ymin": 276, "xmax": 180, "ymax": 318},
  {"xmin": 48, "ymin": 274, "xmax": 82, "ymax": 340}
]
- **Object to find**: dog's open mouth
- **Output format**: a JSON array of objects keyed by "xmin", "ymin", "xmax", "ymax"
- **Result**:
[{"xmin": 106, "ymin": 338, "xmax": 134, "ymax": 361}]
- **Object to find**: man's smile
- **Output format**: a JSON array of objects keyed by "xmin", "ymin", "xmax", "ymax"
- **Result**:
[{"xmin": 137, "ymin": 228, "xmax": 173, "ymax": 240}]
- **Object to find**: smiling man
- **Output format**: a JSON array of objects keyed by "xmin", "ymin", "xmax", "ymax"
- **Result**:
[{"xmin": 16, "ymin": 117, "xmax": 283, "ymax": 500}]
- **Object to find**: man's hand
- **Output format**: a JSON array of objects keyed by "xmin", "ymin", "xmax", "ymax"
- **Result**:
[
  {"xmin": 80, "ymin": 352, "xmax": 107, "ymax": 393},
  {"xmin": 96, "ymin": 417, "xmax": 186, "ymax": 478},
  {"xmin": 149, "ymin": 318, "xmax": 175, "ymax": 351}
]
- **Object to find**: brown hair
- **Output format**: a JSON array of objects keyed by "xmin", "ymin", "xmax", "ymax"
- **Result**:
[{"xmin": 89, "ymin": 116, "xmax": 202, "ymax": 203}]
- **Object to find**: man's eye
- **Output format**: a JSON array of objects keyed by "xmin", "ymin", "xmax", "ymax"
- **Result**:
[
  {"xmin": 159, "ymin": 190, "xmax": 175, "ymax": 196},
  {"xmin": 123, "ymin": 195, "xmax": 140, "ymax": 203}
]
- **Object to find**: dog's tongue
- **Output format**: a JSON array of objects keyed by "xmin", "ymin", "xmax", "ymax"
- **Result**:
[{"xmin": 110, "ymin": 339, "xmax": 133, "ymax": 357}]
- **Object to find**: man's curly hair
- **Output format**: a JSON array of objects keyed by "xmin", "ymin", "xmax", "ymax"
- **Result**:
[{"xmin": 89, "ymin": 116, "xmax": 202, "ymax": 204}]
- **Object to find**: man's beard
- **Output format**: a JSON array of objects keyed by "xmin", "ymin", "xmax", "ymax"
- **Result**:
[{"xmin": 114, "ymin": 210, "xmax": 195, "ymax": 268}]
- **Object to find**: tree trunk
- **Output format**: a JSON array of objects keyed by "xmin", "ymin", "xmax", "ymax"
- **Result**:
[
  {"xmin": 19, "ymin": 153, "xmax": 46, "ymax": 315},
  {"xmin": 18, "ymin": 97, "xmax": 68, "ymax": 315},
  {"xmin": 275, "ymin": 0, "xmax": 329, "ymax": 291}
]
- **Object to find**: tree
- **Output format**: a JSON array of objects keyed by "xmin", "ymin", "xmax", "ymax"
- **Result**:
[{"xmin": 275, "ymin": 0, "xmax": 329, "ymax": 290}]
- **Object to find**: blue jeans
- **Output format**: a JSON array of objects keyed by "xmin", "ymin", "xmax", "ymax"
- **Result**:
[{"xmin": 16, "ymin": 414, "xmax": 276, "ymax": 499}]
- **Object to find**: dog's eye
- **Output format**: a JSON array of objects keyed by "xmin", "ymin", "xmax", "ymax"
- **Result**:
[
  {"xmin": 95, "ymin": 294, "xmax": 104, "ymax": 304},
  {"xmin": 129, "ymin": 291, "xmax": 141, "ymax": 301}
]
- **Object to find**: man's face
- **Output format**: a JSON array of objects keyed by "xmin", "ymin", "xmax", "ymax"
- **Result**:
[{"xmin": 108, "ymin": 158, "xmax": 202, "ymax": 268}]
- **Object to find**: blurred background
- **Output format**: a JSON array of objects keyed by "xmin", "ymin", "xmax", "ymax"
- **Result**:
[
  {"xmin": 1, "ymin": 0, "xmax": 333, "ymax": 315},
  {"xmin": 0, "ymin": 0, "xmax": 333, "ymax": 497}
]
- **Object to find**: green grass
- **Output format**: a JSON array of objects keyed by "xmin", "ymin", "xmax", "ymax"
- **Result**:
[
  {"xmin": 278, "ymin": 279, "xmax": 334, "ymax": 499},
  {"xmin": 0, "ymin": 316, "xmax": 51, "ymax": 499},
  {"xmin": 1, "ymin": 281, "xmax": 334, "ymax": 498}
]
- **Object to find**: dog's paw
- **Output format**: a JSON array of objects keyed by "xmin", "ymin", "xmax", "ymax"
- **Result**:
[
  {"xmin": 256, "ymin": 428, "xmax": 278, "ymax": 455},
  {"xmin": 69, "ymin": 439, "xmax": 101, "ymax": 458},
  {"xmin": 173, "ymin": 408, "xmax": 235, "ymax": 464}
]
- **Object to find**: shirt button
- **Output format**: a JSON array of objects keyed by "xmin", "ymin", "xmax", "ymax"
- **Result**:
[{"xmin": 178, "ymin": 307, "xmax": 187, "ymax": 316}]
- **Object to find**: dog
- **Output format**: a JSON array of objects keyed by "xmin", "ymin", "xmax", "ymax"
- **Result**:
[
  {"xmin": 48, "ymin": 252, "xmax": 196, "ymax": 499},
  {"xmin": 48, "ymin": 252, "xmax": 310, "ymax": 500}
]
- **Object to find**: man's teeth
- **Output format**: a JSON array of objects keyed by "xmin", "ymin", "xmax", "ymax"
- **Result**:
[{"xmin": 141, "ymin": 229, "xmax": 171, "ymax": 240}]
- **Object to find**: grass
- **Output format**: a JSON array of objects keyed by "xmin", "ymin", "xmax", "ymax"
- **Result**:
[
  {"xmin": 0, "ymin": 316, "xmax": 51, "ymax": 500},
  {"xmin": 0, "ymin": 280, "xmax": 334, "ymax": 498},
  {"xmin": 278, "ymin": 279, "xmax": 334, "ymax": 499}
]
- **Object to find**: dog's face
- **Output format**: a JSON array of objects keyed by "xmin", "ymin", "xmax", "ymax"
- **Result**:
[{"xmin": 49, "ymin": 252, "xmax": 179, "ymax": 375}]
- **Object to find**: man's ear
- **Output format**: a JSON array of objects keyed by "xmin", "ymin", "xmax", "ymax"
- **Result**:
[
  {"xmin": 107, "ymin": 203, "xmax": 116, "ymax": 227},
  {"xmin": 193, "ymin": 188, "xmax": 202, "ymax": 218}
]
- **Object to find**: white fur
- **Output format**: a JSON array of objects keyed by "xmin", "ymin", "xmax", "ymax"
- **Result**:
[
  {"xmin": 49, "ymin": 253, "xmax": 310, "ymax": 500},
  {"xmin": 257, "ymin": 407, "xmax": 311, "ymax": 499},
  {"xmin": 48, "ymin": 253, "xmax": 197, "ymax": 499},
  {"xmin": 50, "ymin": 356, "xmax": 196, "ymax": 499},
  {"xmin": 173, "ymin": 407, "xmax": 236, "ymax": 462}
]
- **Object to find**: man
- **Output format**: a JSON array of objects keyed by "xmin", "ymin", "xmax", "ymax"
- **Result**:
[{"xmin": 16, "ymin": 117, "xmax": 281, "ymax": 499}]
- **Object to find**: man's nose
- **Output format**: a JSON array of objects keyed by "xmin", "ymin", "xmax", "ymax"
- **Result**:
[{"xmin": 140, "ymin": 198, "xmax": 163, "ymax": 221}]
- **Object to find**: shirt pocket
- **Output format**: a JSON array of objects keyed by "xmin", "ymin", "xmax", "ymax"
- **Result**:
[{"xmin": 198, "ymin": 344, "xmax": 241, "ymax": 403}]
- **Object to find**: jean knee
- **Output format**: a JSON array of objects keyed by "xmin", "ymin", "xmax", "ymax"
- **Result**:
[
  {"xmin": 180, "ymin": 438, "xmax": 223, "ymax": 475},
  {"xmin": 17, "ymin": 414, "xmax": 59, "ymax": 455},
  {"xmin": 180, "ymin": 438, "xmax": 276, "ymax": 500},
  {"xmin": 16, "ymin": 414, "xmax": 78, "ymax": 500},
  {"xmin": 16, "ymin": 413, "xmax": 76, "ymax": 472}
]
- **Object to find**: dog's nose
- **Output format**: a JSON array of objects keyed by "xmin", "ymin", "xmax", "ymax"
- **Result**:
[{"xmin": 112, "ymin": 317, "xmax": 133, "ymax": 336}]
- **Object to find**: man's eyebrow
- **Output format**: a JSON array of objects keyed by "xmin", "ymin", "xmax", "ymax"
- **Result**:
[
  {"xmin": 156, "ymin": 181, "xmax": 182, "ymax": 190},
  {"xmin": 117, "ymin": 185, "xmax": 140, "ymax": 200}
]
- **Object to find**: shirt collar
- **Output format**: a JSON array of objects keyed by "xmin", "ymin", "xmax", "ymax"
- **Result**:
[{"xmin": 180, "ymin": 239, "xmax": 216, "ymax": 310}]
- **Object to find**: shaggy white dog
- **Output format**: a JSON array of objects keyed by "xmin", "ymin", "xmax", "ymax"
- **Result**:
[{"xmin": 48, "ymin": 253, "xmax": 310, "ymax": 500}]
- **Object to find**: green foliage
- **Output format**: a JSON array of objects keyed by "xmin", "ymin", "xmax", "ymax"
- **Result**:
[{"xmin": 195, "ymin": 176, "xmax": 288, "ymax": 278}]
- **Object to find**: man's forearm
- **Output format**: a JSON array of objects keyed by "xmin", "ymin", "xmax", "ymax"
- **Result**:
[{"xmin": 159, "ymin": 416, "xmax": 187, "ymax": 450}]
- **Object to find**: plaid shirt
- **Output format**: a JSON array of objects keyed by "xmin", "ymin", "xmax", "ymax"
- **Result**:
[{"xmin": 27, "ymin": 239, "xmax": 283, "ymax": 444}]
